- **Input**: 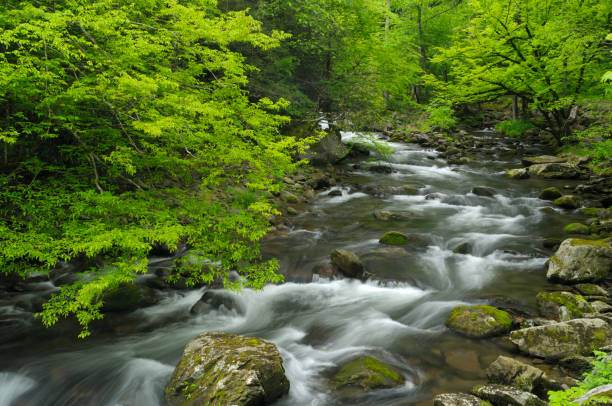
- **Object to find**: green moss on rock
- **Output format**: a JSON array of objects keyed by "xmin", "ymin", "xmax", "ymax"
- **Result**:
[
  {"xmin": 553, "ymin": 195, "xmax": 582, "ymax": 210},
  {"xmin": 536, "ymin": 291, "xmax": 592, "ymax": 320},
  {"xmin": 379, "ymin": 231, "xmax": 428, "ymax": 247},
  {"xmin": 564, "ymin": 223, "xmax": 590, "ymax": 234},
  {"xmin": 332, "ymin": 356, "xmax": 404, "ymax": 391},
  {"xmin": 445, "ymin": 305, "xmax": 512, "ymax": 338}
]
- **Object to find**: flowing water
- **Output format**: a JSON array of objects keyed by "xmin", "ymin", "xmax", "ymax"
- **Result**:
[{"xmin": 0, "ymin": 131, "xmax": 584, "ymax": 405}]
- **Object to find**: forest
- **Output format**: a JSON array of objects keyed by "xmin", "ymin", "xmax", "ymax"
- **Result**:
[{"xmin": 0, "ymin": 1, "xmax": 611, "ymax": 405}]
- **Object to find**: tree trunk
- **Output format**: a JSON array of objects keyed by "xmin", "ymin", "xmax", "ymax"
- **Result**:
[{"xmin": 512, "ymin": 95, "xmax": 518, "ymax": 120}]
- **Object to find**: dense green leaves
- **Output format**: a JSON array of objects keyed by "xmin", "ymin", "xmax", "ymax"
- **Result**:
[{"xmin": 0, "ymin": 0, "xmax": 309, "ymax": 336}]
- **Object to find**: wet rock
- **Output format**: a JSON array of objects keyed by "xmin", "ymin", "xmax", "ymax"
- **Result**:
[
  {"xmin": 165, "ymin": 332, "xmax": 289, "ymax": 406},
  {"xmin": 398, "ymin": 184, "xmax": 421, "ymax": 195},
  {"xmin": 281, "ymin": 191, "xmax": 299, "ymax": 204},
  {"xmin": 445, "ymin": 305, "xmax": 512, "ymax": 338},
  {"xmin": 373, "ymin": 210, "xmax": 423, "ymax": 221},
  {"xmin": 564, "ymin": 223, "xmax": 590, "ymax": 234},
  {"xmin": 190, "ymin": 290, "xmax": 242, "ymax": 315},
  {"xmin": 536, "ymin": 291, "xmax": 593, "ymax": 321},
  {"xmin": 575, "ymin": 283, "xmax": 608, "ymax": 297},
  {"xmin": 302, "ymin": 127, "xmax": 347, "ymax": 165},
  {"xmin": 328, "ymin": 189, "xmax": 342, "ymax": 197},
  {"xmin": 453, "ymin": 242, "xmax": 473, "ymax": 254},
  {"xmin": 472, "ymin": 384, "xmax": 546, "ymax": 406},
  {"xmin": 522, "ymin": 155, "xmax": 567, "ymax": 166},
  {"xmin": 367, "ymin": 247, "xmax": 408, "ymax": 257},
  {"xmin": 543, "ymin": 238, "xmax": 562, "ymax": 249},
  {"xmin": 332, "ymin": 356, "xmax": 404, "ymax": 392},
  {"xmin": 528, "ymin": 163, "xmax": 580, "ymax": 179},
  {"xmin": 425, "ymin": 193, "xmax": 443, "ymax": 200},
  {"xmin": 485, "ymin": 356, "xmax": 544, "ymax": 393},
  {"xmin": 312, "ymin": 263, "xmax": 338, "ymax": 280},
  {"xmin": 102, "ymin": 284, "xmax": 161, "ymax": 312},
  {"xmin": 547, "ymin": 239, "xmax": 612, "ymax": 283},
  {"xmin": 330, "ymin": 249, "xmax": 365, "ymax": 278},
  {"xmin": 472, "ymin": 186, "xmax": 497, "ymax": 197},
  {"xmin": 506, "ymin": 168, "xmax": 529, "ymax": 179},
  {"xmin": 379, "ymin": 231, "xmax": 428, "ymax": 247},
  {"xmin": 591, "ymin": 301, "xmax": 612, "ymax": 313},
  {"xmin": 368, "ymin": 165, "xmax": 394, "ymax": 174},
  {"xmin": 434, "ymin": 393, "xmax": 489, "ymax": 406},
  {"xmin": 539, "ymin": 187, "xmax": 563, "ymax": 201},
  {"xmin": 510, "ymin": 318, "xmax": 612, "ymax": 360},
  {"xmin": 559, "ymin": 355, "xmax": 593, "ymax": 378},
  {"xmin": 571, "ymin": 384, "xmax": 612, "ymax": 404},
  {"xmin": 553, "ymin": 195, "xmax": 582, "ymax": 209},
  {"xmin": 286, "ymin": 207, "xmax": 298, "ymax": 216},
  {"xmin": 345, "ymin": 142, "xmax": 371, "ymax": 158}
]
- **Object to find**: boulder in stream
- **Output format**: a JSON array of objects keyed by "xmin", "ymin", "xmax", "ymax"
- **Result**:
[
  {"xmin": 434, "ymin": 393, "xmax": 490, "ymax": 406},
  {"xmin": 506, "ymin": 168, "xmax": 529, "ymax": 179},
  {"xmin": 332, "ymin": 356, "xmax": 404, "ymax": 392},
  {"xmin": 553, "ymin": 195, "xmax": 582, "ymax": 210},
  {"xmin": 330, "ymin": 249, "xmax": 365, "ymax": 278},
  {"xmin": 528, "ymin": 163, "xmax": 580, "ymax": 179},
  {"xmin": 165, "ymin": 332, "xmax": 289, "ymax": 406},
  {"xmin": 547, "ymin": 239, "xmax": 612, "ymax": 283},
  {"xmin": 445, "ymin": 305, "xmax": 512, "ymax": 338},
  {"xmin": 536, "ymin": 291, "xmax": 593, "ymax": 321},
  {"xmin": 564, "ymin": 223, "xmax": 590, "ymax": 235},
  {"xmin": 522, "ymin": 155, "xmax": 567, "ymax": 166},
  {"xmin": 510, "ymin": 318, "xmax": 612, "ymax": 360},
  {"xmin": 472, "ymin": 186, "xmax": 497, "ymax": 197},
  {"xmin": 190, "ymin": 290, "xmax": 243, "ymax": 315},
  {"xmin": 472, "ymin": 384, "xmax": 546, "ymax": 406},
  {"xmin": 485, "ymin": 356, "xmax": 544, "ymax": 393},
  {"xmin": 539, "ymin": 187, "xmax": 562, "ymax": 201},
  {"xmin": 379, "ymin": 231, "xmax": 428, "ymax": 247}
]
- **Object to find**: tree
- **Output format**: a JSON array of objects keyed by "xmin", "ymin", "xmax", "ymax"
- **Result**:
[
  {"xmin": 0, "ymin": 0, "xmax": 312, "ymax": 337},
  {"xmin": 428, "ymin": 0, "xmax": 610, "ymax": 142}
]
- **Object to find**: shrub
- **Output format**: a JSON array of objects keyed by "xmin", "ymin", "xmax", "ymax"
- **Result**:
[{"xmin": 495, "ymin": 120, "xmax": 535, "ymax": 137}]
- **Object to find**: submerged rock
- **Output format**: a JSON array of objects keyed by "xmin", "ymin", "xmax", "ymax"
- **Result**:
[
  {"xmin": 553, "ymin": 195, "xmax": 582, "ymax": 210},
  {"xmin": 434, "ymin": 393, "xmax": 490, "ymax": 406},
  {"xmin": 472, "ymin": 384, "xmax": 546, "ymax": 406},
  {"xmin": 445, "ymin": 305, "xmax": 512, "ymax": 338},
  {"xmin": 373, "ymin": 210, "xmax": 423, "ymax": 221},
  {"xmin": 547, "ymin": 239, "xmax": 612, "ymax": 283},
  {"xmin": 485, "ymin": 356, "xmax": 544, "ymax": 393},
  {"xmin": 510, "ymin": 318, "xmax": 612, "ymax": 360},
  {"xmin": 190, "ymin": 290, "xmax": 242, "ymax": 315},
  {"xmin": 472, "ymin": 186, "xmax": 497, "ymax": 197},
  {"xmin": 330, "ymin": 249, "xmax": 365, "ymax": 278},
  {"xmin": 539, "ymin": 187, "xmax": 562, "ymax": 201},
  {"xmin": 536, "ymin": 291, "xmax": 593, "ymax": 321},
  {"xmin": 165, "ymin": 332, "xmax": 289, "ymax": 406},
  {"xmin": 332, "ymin": 356, "xmax": 404, "ymax": 392},
  {"xmin": 453, "ymin": 242, "xmax": 473, "ymax": 254},
  {"xmin": 379, "ymin": 231, "xmax": 428, "ymax": 247}
]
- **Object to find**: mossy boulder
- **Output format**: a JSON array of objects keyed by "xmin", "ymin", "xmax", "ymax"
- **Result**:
[
  {"xmin": 553, "ymin": 195, "xmax": 582, "ymax": 210},
  {"xmin": 330, "ymin": 249, "xmax": 365, "ymax": 278},
  {"xmin": 506, "ymin": 168, "xmax": 529, "ymax": 179},
  {"xmin": 575, "ymin": 283, "xmax": 608, "ymax": 297},
  {"xmin": 536, "ymin": 291, "xmax": 593, "ymax": 321},
  {"xmin": 510, "ymin": 318, "xmax": 612, "ymax": 360},
  {"xmin": 165, "ymin": 332, "xmax": 289, "ymax": 406},
  {"xmin": 332, "ymin": 356, "xmax": 404, "ymax": 392},
  {"xmin": 485, "ymin": 356, "xmax": 544, "ymax": 393},
  {"xmin": 379, "ymin": 231, "xmax": 428, "ymax": 247},
  {"xmin": 445, "ymin": 305, "xmax": 512, "ymax": 338},
  {"xmin": 472, "ymin": 384, "xmax": 546, "ymax": 406},
  {"xmin": 528, "ymin": 163, "xmax": 580, "ymax": 179},
  {"xmin": 547, "ymin": 239, "xmax": 612, "ymax": 283},
  {"xmin": 564, "ymin": 223, "xmax": 589, "ymax": 234},
  {"xmin": 434, "ymin": 393, "xmax": 492, "ymax": 406},
  {"xmin": 539, "ymin": 187, "xmax": 562, "ymax": 201}
]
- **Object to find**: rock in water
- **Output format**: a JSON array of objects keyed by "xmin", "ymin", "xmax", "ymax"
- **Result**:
[
  {"xmin": 445, "ymin": 305, "xmax": 512, "ymax": 338},
  {"xmin": 539, "ymin": 187, "xmax": 562, "ymax": 201},
  {"xmin": 553, "ymin": 195, "xmax": 582, "ymax": 209},
  {"xmin": 165, "ymin": 332, "xmax": 289, "ymax": 406},
  {"xmin": 528, "ymin": 163, "xmax": 579, "ymax": 179},
  {"xmin": 379, "ymin": 231, "xmax": 428, "ymax": 247},
  {"xmin": 510, "ymin": 318, "xmax": 612, "ymax": 360},
  {"xmin": 332, "ymin": 356, "xmax": 404, "ymax": 392},
  {"xmin": 536, "ymin": 291, "xmax": 592, "ymax": 321},
  {"xmin": 522, "ymin": 155, "xmax": 567, "ymax": 166},
  {"xmin": 472, "ymin": 186, "xmax": 497, "ymax": 197},
  {"xmin": 472, "ymin": 384, "xmax": 546, "ymax": 406},
  {"xmin": 506, "ymin": 168, "xmax": 529, "ymax": 179},
  {"xmin": 190, "ymin": 290, "xmax": 243, "ymax": 315},
  {"xmin": 485, "ymin": 356, "xmax": 544, "ymax": 393},
  {"xmin": 434, "ymin": 393, "xmax": 490, "ymax": 406},
  {"xmin": 330, "ymin": 249, "xmax": 365, "ymax": 278},
  {"xmin": 547, "ymin": 239, "xmax": 612, "ymax": 283}
]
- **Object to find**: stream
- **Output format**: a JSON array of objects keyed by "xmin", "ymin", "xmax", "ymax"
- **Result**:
[{"xmin": 0, "ymin": 130, "xmax": 583, "ymax": 405}]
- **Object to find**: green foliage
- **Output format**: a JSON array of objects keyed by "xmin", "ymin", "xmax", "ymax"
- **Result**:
[
  {"xmin": 495, "ymin": 120, "xmax": 535, "ymax": 137},
  {"xmin": 548, "ymin": 351, "xmax": 612, "ymax": 405},
  {"xmin": 0, "ymin": 0, "xmax": 311, "ymax": 337},
  {"xmin": 424, "ymin": 102, "xmax": 456, "ymax": 131}
]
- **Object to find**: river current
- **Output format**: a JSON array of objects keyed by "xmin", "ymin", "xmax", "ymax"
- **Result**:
[{"xmin": 0, "ymin": 131, "xmax": 582, "ymax": 405}]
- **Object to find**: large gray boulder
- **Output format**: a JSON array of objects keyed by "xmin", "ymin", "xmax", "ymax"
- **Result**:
[
  {"xmin": 165, "ymin": 332, "xmax": 289, "ymax": 406},
  {"xmin": 330, "ymin": 249, "xmax": 365, "ymax": 278},
  {"xmin": 434, "ymin": 393, "xmax": 491, "ymax": 406},
  {"xmin": 547, "ymin": 239, "xmax": 612, "ymax": 283},
  {"xmin": 301, "ymin": 126, "xmax": 347, "ymax": 165},
  {"xmin": 528, "ymin": 163, "xmax": 580, "ymax": 179},
  {"xmin": 510, "ymin": 318, "xmax": 612, "ymax": 360},
  {"xmin": 536, "ymin": 291, "xmax": 593, "ymax": 321},
  {"xmin": 472, "ymin": 384, "xmax": 546, "ymax": 406},
  {"xmin": 485, "ymin": 356, "xmax": 544, "ymax": 393}
]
